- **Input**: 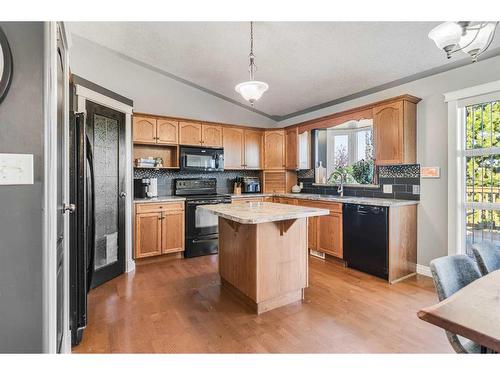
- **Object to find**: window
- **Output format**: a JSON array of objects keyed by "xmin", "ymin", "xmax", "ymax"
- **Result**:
[{"xmin": 464, "ymin": 100, "xmax": 500, "ymax": 255}]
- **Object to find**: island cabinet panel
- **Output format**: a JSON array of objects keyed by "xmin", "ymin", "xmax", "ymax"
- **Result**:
[
  {"xmin": 373, "ymin": 99, "xmax": 416, "ymax": 165},
  {"xmin": 157, "ymin": 118, "xmax": 179, "ymax": 144},
  {"xmin": 133, "ymin": 116, "xmax": 157, "ymax": 144},
  {"xmin": 179, "ymin": 121, "xmax": 203, "ymax": 146},
  {"xmin": 135, "ymin": 212, "xmax": 162, "ymax": 258},
  {"xmin": 135, "ymin": 202, "xmax": 185, "ymax": 259},
  {"xmin": 201, "ymin": 123, "xmax": 223, "ymax": 147},
  {"xmin": 244, "ymin": 129, "xmax": 263, "ymax": 169},
  {"xmin": 285, "ymin": 128, "xmax": 298, "ymax": 170},
  {"xmin": 222, "ymin": 127, "xmax": 244, "ymax": 169},
  {"xmin": 264, "ymin": 130, "xmax": 286, "ymax": 169}
]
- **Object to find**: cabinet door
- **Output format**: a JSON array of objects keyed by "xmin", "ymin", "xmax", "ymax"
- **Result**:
[
  {"xmin": 317, "ymin": 211, "xmax": 343, "ymax": 258},
  {"xmin": 285, "ymin": 128, "xmax": 298, "ymax": 170},
  {"xmin": 179, "ymin": 121, "xmax": 202, "ymax": 146},
  {"xmin": 157, "ymin": 118, "xmax": 179, "ymax": 144},
  {"xmin": 244, "ymin": 129, "xmax": 263, "ymax": 169},
  {"xmin": 202, "ymin": 124, "xmax": 223, "ymax": 147},
  {"xmin": 223, "ymin": 127, "xmax": 244, "ymax": 169},
  {"xmin": 135, "ymin": 212, "xmax": 162, "ymax": 258},
  {"xmin": 161, "ymin": 210, "xmax": 185, "ymax": 254},
  {"xmin": 298, "ymin": 201, "xmax": 317, "ymax": 250},
  {"xmin": 373, "ymin": 101, "xmax": 403, "ymax": 165},
  {"xmin": 133, "ymin": 116, "xmax": 157, "ymax": 144},
  {"xmin": 264, "ymin": 130, "xmax": 285, "ymax": 169}
]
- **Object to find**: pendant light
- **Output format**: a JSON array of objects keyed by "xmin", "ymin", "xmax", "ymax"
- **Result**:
[
  {"xmin": 428, "ymin": 21, "xmax": 498, "ymax": 62},
  {"xmin": 235, "ymin": 22, "xmax": 269, "ymax": 106}
]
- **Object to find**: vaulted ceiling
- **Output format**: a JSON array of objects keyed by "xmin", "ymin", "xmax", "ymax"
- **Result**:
[{"xmin": 67, "ymin": 22, "xmax": 500, "ymax": 120}]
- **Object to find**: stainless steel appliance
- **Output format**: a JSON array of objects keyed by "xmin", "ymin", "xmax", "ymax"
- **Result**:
[
  {"xmin": 343, "ymin": 203, "xmax": 389, "ymax": 280},
  {"xmin": 134, "ymin": 178, "xmax": 151, "ymax": 198},
  {"xmin": 241, "ymin": 176, "xmax": 261, "ymax": 193},
  {"xmin": 174, "ymin": 178, "xmax": 231, "ymax": 258},
  {"xmin": 180, "ymin": 146, "xmax": 224, "ymax": 172}
]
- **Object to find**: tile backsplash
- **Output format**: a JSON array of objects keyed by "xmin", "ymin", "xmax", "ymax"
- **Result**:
[
  {"xmin": 134, "ymin": 168, "xmax": 261, "ymax": 196},
  {"xmin": 297, "ymin": 164, "xmax": 420, "ymax": 201}
]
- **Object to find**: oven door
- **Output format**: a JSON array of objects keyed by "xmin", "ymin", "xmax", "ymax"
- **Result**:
[
  {"xmin": 186, "ymin": 199, "xmax": 227, "ymax": 238},
  {"xmin": 180, "ymin": 147, "xmax": 223, "ymax": 172}
]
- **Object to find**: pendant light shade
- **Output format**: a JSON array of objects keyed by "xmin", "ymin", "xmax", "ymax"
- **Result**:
[
  {"xmin": 235, "ymin": 80, "xmax": 269, "ymax": 104},
  {"xmin": 428, "ymin": 22, "xmax": 463, "ymax": 52},
  {"xmin": 235, "ymin": 22, "xmax": 269, "ymax": 106},
  {"xmin": 459, "ymin": 23, "xmax": 496, "ymax": 58}
]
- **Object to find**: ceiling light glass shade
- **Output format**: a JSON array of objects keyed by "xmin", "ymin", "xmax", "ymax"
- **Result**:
[
  {"xmin": 235, "ymin": 80, "xmax": 269, "ymax": 103},
  {"xmin": 459, "ymin": 23, "xmax": 496, "ymax": 56},
  {"xmin": 428, "ymin": 22, "xmax": 463, "ymax": 51}
]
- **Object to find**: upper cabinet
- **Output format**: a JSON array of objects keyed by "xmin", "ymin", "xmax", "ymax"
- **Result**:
[
  {"xmin": 179, "ymin": 121, "xmax": 202, "ymax": 146},
  {"xmin": 244, "ymin": 129, "xmax": 263, "ymax": 169},
  {"xmin": 201, "ymin": 123, "xmax": 223, "ymax": 147},
  {"xmin": 133, "ymin": 115, "xmax": 179, "ymax": 145},
  {"xmin": 373, "ymin": 99, "xmax": 417, "ymax": 165},
  {"xmin": 264, "ymin": 130, "xmax": 286, "ymax": 170},
  {"xmin": 179, "ymin": 121, "xmax": 222, "ymax": 147},
  {"xmin": 133, "ymin": 116, "xmax": 157, "ymax": 144},
  {"xmin": 157, "ymin": 118, "xmax": 179, "ymax": 144},
  {"xmin": 285, "ymin": 128, "xmax": 298, "ymax": 170},
  {"xmin": 222, "ymin": 127, "xmax": 263, "ymax": 169}
]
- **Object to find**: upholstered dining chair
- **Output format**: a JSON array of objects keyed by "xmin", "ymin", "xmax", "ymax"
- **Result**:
[
  {"xmin": 429, "ymin": 255, "xmax": 482, "ymax": 353},
  {"xmin": 472, "ymin": 241, "xmax": 500, "ymax": 276}
]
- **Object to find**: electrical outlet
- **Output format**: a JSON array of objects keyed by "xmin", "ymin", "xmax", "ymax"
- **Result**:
[
  {"xmin": 412, "ymin": 185, "xmax": 420, "ymax": 195},
  {"xmin": 383, "ymin": 184, "xmax": 392, "ymax": 194}
]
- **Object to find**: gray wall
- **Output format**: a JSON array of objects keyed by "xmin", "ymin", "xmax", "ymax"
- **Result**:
[
  {"xmin": 69, "ymin": 35, "xmax": 276, "ymax": 128},
  {"xmin": 0, "ymin": 22, "xmax": 45, "ymax": 353},
  {"xmin": 278, "ymin": 55, "xmax": 500, "ymax": 267}
]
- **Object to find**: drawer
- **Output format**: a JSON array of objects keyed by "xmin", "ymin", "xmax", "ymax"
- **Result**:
[
  {"xmin": 232, "ymin": 197, "xmax": 264, "ymax": 204},
  {"xmin": 297, "ymin": 200, "xmax": 342, "ymax": 213},
  {"xmin": 136, "ymin": 201, "xmax": 184, "ymax": 213}
]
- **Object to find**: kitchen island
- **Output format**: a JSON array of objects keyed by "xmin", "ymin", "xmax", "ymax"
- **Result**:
[{"xmin": 201, "ymin": 202, "xmax": 329, "ymax": 314}]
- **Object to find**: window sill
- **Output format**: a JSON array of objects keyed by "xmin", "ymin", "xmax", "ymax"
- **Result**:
[{"xmin": 312, "ymin": 183, "xmax": 380, "ymax": 189}]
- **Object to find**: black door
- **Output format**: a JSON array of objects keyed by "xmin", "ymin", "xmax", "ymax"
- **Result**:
[{"xmin": 86, "ymin": 101, "xmax": 126, "ymax": 288}]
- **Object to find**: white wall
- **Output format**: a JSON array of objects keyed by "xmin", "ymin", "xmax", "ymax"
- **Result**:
[
  {"xmin": 279, "ymin": 55, "xmax": 500, "ymax": 266},
  {"xmin": 69, "ymin": 36, "xmax": 276, "ymax": 128}
]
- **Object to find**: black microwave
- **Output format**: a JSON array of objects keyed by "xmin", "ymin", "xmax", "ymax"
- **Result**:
[{"xmin": 180, "ymin": 146, "xmax": 224, "ymax": 172}]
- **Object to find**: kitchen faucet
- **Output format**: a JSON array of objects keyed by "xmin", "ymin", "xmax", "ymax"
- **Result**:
[{"xmin": 331, "ymin": 170, "xmax": 346, "ymax": 197}]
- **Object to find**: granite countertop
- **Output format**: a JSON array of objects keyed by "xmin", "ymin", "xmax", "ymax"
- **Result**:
[
  {"xmin": 200, "ymin": 202, "xmax": 330, "ymax": 224},
  {"xmin": 134, "ymin": 196, "xmax": 186, "ymax": 203},
  {"xmin": 230, "ymin": 192, "xmax": 418, "ymax": 207}
]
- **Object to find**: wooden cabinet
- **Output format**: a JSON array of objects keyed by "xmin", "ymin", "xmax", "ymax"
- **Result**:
[
  {"xmin": 231, "ymin": 196, "xmax": 264, "ymax": 204},
  {"xmin": 264, "ymin": 130, "xmax": 285, "ymax": 169},
  {"xmin": 223, "ymin": 127, "xmax": 244, "ymax": 169},
  {"xmin": 275, "ymin": 197, "xmax": 298, "ymax": 205},
  {"xmin": 201, "ymin": 123, "xmax": 223, "ymax": 147},
  {"xmin": 179, "ymin": 121, "xmax": 202, "ymax": 146},
  {"xmin": 262, "ymin": 171, "xmax": 297, "ymax": 193},
  {"xmin": 157, "ymin": 118, "xmax": 179, "ymax": 144},
  {"xmin": 135, "ymin": 202, "xmax": 185, "ymax": 259},
  {"xmin": 373, "ymin": 99, "xmax": 416, "ymax": 165},
  {"xmin": 244, "ymin": 129, "xmax": 263, "ymax": 169},
  {"xmin": 285, "ymin": 128, "xmax": 298, "ymax": 170},
  {"xmin": 133, "ymin": 116, "xmax": 157, "ymax": 144}
]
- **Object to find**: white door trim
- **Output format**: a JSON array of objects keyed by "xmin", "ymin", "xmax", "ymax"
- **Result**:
[{"xmin": 74, "ymin": 84, "xmax": 135, "ymax": 275}]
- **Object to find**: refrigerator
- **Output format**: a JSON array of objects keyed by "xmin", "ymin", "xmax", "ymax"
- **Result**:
[{"xmin": 69, "ymin": 110, "xmax": 95, "ymax": 346}]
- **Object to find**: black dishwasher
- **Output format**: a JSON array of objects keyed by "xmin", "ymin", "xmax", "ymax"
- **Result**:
[{"xmin": 343, "ymin": 203, "xmax": 389, "ymax": 280}]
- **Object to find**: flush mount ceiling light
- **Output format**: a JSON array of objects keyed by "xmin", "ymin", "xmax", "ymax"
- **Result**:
[
  {"xmin": 428, "ymin": 21, "xmax": 499, "ymax": 62},
  {"xmin": 235, "ymin": 22, "xmax": 269, "ymax": 106}
]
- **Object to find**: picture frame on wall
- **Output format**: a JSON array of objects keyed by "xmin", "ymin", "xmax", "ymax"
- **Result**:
[{"xmin": 0, "ymin": 26, "xmax": 13, "ymax": 105}]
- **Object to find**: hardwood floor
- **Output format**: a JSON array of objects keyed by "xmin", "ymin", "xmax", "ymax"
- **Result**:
[{"xmin": 73, "ymin": 255, "xmax": 452, "ymax": 353}]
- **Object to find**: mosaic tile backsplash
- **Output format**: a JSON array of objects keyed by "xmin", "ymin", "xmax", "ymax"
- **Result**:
[
  {"xmin": 134, "ymin": 168, "xmax": 261, "ymax": 196},
  {"xmin": 297, "ymin": 164, "xmax": 420, "ymax": 201}
]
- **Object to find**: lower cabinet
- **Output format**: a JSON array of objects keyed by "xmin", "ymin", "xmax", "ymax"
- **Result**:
[{"xmin": 135, "ymin": 202, "xmax": 185, "ymax": 259}]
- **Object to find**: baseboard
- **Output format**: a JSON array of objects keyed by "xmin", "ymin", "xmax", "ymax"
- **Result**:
[{"xmin": 416, "ymin": 264, "xmax": 432, "ymax": 277}]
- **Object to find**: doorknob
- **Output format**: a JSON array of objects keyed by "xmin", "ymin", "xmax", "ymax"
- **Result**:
[
  {"xmin": 120, "ymin": 192, "xmax": 127, "ymax": 198},
  {"xmin": 63, "ymin": 203, "xmax": 76, "ymax": 213}
]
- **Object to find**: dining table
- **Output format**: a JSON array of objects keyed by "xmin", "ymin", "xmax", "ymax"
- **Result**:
[{"xmin": 417, "ymin": 269, "xmax": 500, "ymax": 353}]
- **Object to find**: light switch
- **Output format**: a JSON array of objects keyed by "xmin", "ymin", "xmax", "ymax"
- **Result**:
[
  {"xmin": 383, "ymin": 184, "xmax": 392, "ymax": 194},
  {"xmin": 0, "ymin": 153, "xmax": 34, "ymax": 185},
  {"xmin": 412, "ymin": 185, "xmax": 420, "ymax": 195}
]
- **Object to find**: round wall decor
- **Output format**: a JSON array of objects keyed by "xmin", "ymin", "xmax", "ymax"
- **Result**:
[{"xmin": 0, "ymin": 27, "xmax": 13, "ymax": 104}]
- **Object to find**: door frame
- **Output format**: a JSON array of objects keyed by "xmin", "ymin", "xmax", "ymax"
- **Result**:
[{"xmin": 74, "ymin": 84, "xmax": 135, "ymax": 275}]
